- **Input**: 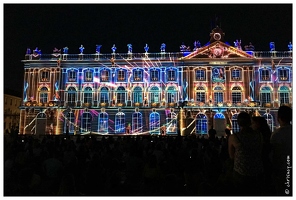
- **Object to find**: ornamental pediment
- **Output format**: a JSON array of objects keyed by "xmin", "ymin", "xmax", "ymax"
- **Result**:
[{"xmin": 181, "ymin": 41, "xmax": 254, "ymax": 59}]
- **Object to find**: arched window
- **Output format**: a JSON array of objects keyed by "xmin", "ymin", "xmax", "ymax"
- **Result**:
[
  {"xmin": 167, "ymin": 86, "xmax": 177, "ymax": 103},
  {"xmin": 196, "ymin": 86, "xmax": 205, "ymax": 103},
  {"xmin": 115, "ymin": 112, "xmax": 125, "ymax": 134},
  {"xmin": 150, "ymin": 111, "xmax": 160, "ymax": 135},
  {"xmin": 260, "ymin": 86, "xmax": 272, "ymax": 105},
  {"xmin": 232, "ymin": 86, "xmax": 242, "ymax": 104},
  {"xmin": 100, "ymin": 87, "xmax": 109, "ymax": 103},
  {"xmin": 98, "ymin": 112, "xmax": 108, "ymax": 133},
  {"xmin": 133, "ymin": 86, "xmax": 143, "ymax": 103},
  {"xmin": 116, "ymin": 86, "xmax": 126, "ymax": 104},
  {"xmin": 67, "ymin": 87, "xmax": 76, "ymax": 105},
  {"xmin": 150, "ymin": 86, "xmax": 160, "ymax": 103},
  {"xmin": 232, "ymin": 113, "xmax": 240, "ymax": 134},
  {"xmin": 39, "ymin": 87, "xmax": 48, "ymax": 103},
  {"xmin": 64, "ymin": 111, "xmax": 75, "ymax": 135},
  {"xmin": 196, "ymin": 113, "xmax": 208, "ymax": 134},
  {"xmin": 278, "ymin": 86, "xmax": 290, "ymax": 105},
  {"xmin": 214, "ymin": 112, "xmax": 225, "ymax": 119},
  {"xmin": 83, "ymin": 87, "xmax": 92, "ymax": 104},
  {"xmin": 214, "ymin": 86, "xmax": 224, "ymax": 104},
  {"xmin": 37, "ymin": 112, "xmax": 46, "ymax": 118},
  {"xmin": 166, "ymin": 111, "xmax": 177, "ymax": 134},
  {"xmin": 264, "ymin": 113, "xmax": 274, "ymax": 132},
  {"xmin": 81, "ymin": 111, "xmax": 92, "ymax": 133},
  {"xmin": 132, "ymin": 111, "xmax": 142, "ymax": 134}
]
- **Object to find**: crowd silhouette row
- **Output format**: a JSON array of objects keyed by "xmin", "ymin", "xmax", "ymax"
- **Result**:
[{"xmin": 4, "ymin": 105, "xmax": 292, "ymax": 196}]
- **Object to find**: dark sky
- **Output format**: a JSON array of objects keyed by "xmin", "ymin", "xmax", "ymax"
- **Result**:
[{"xmin": 3, "ymin": 4, "xmax": 293, "ymax": 95}]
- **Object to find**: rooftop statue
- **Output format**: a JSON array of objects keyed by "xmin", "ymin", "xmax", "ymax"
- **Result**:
[
  {"xmin": 144, "ymin": 44, "xmax": 149, "ymax": 53},
  {"xmin": 180, "ymin": 42, "xmax": 187, "ymax": 52},
  {"xmin": 34, "ymin": 47, "xmax": 41, "ymax": 55},
  {"xmin": 288, "ymin": 42, "xmax": 292, "ymax": 51},
  {"xmin": 79, "ymin": 45, "xmax": 85, "ymax": 54},
  {"xmin": 244, "ymin": 42, "xmax": 255, "ymax": 51},
  {"xmin": 160, "ymin": 43, "xmax": 166, "ymax": 52},
  {"xmin": 193, "ymin": 40, "xmax": 201, "ymax": 51},
  {"xmin": 96, "ymin": 45, "xmax": 102, "ymax": 54},
  {"xmin": 270, "ymin": 42, "xmax": 275, "ymax": 51},
  {"xmin": 111, "ymin": 44, "xmax": 117, "ymax": 53},
  {"xmin": 53, "ymin": 48, "xmax": 61, "ymax": 53},
  {"xmin": 234, "ymin": 39, "xmax": 242, "ymax": 50},
  {"xmin": 63, "ymin": 47, "xmax": 69, "ymax": 54},
  {"xmin": 127, "ymin": 44, "xmax": 132, "ymax": 53},
  {"xmin": 26, "ymin": 48, "xmax": 31, "ymax": 55}
]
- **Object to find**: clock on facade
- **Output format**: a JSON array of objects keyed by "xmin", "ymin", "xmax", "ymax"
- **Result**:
[{"xmin": 213, "ymin": 33, "xmax": 221, "ymax": 41}]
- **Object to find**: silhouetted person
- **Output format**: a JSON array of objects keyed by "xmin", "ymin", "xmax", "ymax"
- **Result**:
[
  {"xmin": 228, "ymin": 112, "xmax": 264, "ymax": 195},
  {"xmin": 57, "ymin": 173, "xmax": 81, "ymax": 195},
  {"xmin": 251, "ymin": 116, "xmax": 273, "ymax": 194},
  {"xmin": 208, "ymin": 126, "xmax": 217, "ymax": 141},
  {"xmin": 270, "ymin": 105, "xmax": 292, "ymax": 195}
]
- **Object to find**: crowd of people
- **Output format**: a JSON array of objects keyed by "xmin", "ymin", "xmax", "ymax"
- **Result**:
[{"xmin": 3, "ymin": 105, "xmax": 292, "ymax": 196}]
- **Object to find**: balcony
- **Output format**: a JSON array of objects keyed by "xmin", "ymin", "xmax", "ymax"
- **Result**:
[
  {"xmin": 261, "ymin": 77, "xmax": 271, "ymax": 81},
  {"xmin": 232, "ymin": 77, "xmax": 241, "ymax": 81},
  {"xmin": 134, "ymin": 77, "xmax": 142, "ymax": 81},
  {"xmin": 117, "ymin": 77, "xmax": 126, "ymax": 81},
  {"xmin": 40, "ymin": 78, "xmax": 49, "ymax": 82}
]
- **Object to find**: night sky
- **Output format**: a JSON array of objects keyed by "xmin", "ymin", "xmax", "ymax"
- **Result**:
[{"xmin": 3, "ymin": 3, "xmax": 293, "ymax": 96}]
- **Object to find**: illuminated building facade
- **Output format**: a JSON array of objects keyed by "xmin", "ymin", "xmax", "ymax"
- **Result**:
[
  {"xmin": 4, "ymin": 90, "xmax": 22, "ymax": 133},
  {"xmin": 19, "ymin": 27, "xmax": 292, "ymax": 136}
]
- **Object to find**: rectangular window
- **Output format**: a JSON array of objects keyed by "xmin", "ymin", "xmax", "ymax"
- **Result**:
[
  {"xmin": 10, "ymin": 99, "xmax": 12, "ymax": 105},
  {"xmin": 84, "ymin": 71, "xmax": 93, "ymax": 82},
  {"xmin": 196, "ymin": 92, "xmax": 205, "ymax": 103},
  {"xmin": 150, "ymin": 70, "xmax": 159, "ymax": 81},
  {"xmin": 84, "ymin": 93, "xmax": 92, "ymax": 103},
  {"xmin": 279, "ymin": 69, "xmax": 289, "ymax": 81},
  {"xmin": 100, "ymin": 93, "xmax": 109, "ymax": 103},
  {"xmin": 167, "ymin": 93, "xmax": 175, "ymax": 103},
  {"xmin": 40, "ymin": 93, "xmax": 48, "ymax": 103},
  {"xmin": 101, "ymin": 70, "xmax": 110, "ymax": 82},
  {"xmin": 279, "ymin": 92, "xmax": 289, "ymax": 104},
  {"xmin": 133, "ymin": 70, "xmax": 142, "ymax": 81},
  {"xmin": 261, "ymin": 70, "xmax": 270, "ymax": 81},
  {"xmin": 196, "ymin": 70, "xmax": 205, "ymax": 81},
  {"xmin": 117, "ymin": 93, "xmax": 125, "ymax": 103},
  {"xmin": 260, "ymin": 93, "xmax": 271, "ymax": 104},
  {"xmin": 68, "ymin": 71, "xmax": 77, "ymax": 82},
  {"xmin": 232, "ymin": 92, "xmax": 242, "ymax": 104},
  {"xmin": 167, "ymin": 70, "xmax": 176, "ymax": 81},
  {"xmin": 232, "ymin": 69, "xmax": 241, "ymax": 81},
  {"xmin": 117, "ymin": 70, "xmax": 125, "ymax": 81},
  {"xmin": 214, "ymin": 92, "xmax": 223, "ymax": 103},
  {"xmin": 68, "ymin": 93, "xmax": 76, "ymax": 103},
  {"xmin": 133, "ymin": 92, "xmax": 143, "ymax": 103},
  {"xmin": 40, "ymin": 71, "xmax": 50, "ymax": 82}
]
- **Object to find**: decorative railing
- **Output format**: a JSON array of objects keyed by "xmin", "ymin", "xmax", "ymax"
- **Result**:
[{"xmin": 24, "ymin": 51, "xmax": 292, "ymax": 61}]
